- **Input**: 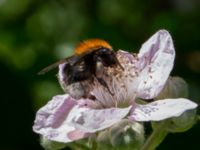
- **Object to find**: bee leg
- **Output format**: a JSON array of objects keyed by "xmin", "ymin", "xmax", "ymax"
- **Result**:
[
  {"xmin": 95, "ymin": 76, "xmax": 114, "ymax": 96},
  {"xmin": 94, "ymin": 56, "xmax": 114, "ymax": 95},
  {"xmin": 114, "ymin": 53, "xmax": 124, "ymax": 70}
]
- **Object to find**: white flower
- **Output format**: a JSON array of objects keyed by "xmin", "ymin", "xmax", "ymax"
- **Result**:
[{"xmin": 33, "ymin": 30, "xmax": 197, "ymax": 143}]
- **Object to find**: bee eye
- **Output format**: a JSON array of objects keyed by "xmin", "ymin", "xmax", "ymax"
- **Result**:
[
  {"xmin": 97, "ymin": 48, "xmax": 111, "ymax": 56},
  {"xmin": 101, "ymin": 48, "xmax": 108, "ymax": 52}
]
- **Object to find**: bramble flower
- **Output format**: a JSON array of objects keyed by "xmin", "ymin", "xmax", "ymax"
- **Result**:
[{"xmin": 33, "ymin": 30, "xmax": 197, "ymax": 145}]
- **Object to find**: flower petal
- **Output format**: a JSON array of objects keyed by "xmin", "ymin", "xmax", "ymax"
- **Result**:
[
  {"xmin": 33, "ymin": 94, "xmax": 90, "ymax": 143},
  {"xmin": 129, "ymin": 98, "xmax": 197, "ymax": 121},
  {"xmin": 70, "ymin": 106, "xmax": 132, "ymax": 133},
  {"xmin": 136, "ymin": 30, "xmax": 175, "ymax": 99}
]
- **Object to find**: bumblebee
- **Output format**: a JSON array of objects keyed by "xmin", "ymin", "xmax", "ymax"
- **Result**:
[{"xmin": 39, "ymin": 39, "xmax": 123, "ymax": 97}]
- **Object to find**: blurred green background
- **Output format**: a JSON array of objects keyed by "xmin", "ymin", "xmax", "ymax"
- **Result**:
[{"xmin": 0, "ymin": 0, "xmax": 199, "ymax": 150}]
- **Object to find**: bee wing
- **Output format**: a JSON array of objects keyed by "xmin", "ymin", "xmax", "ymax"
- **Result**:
[
  {"xmin": 38, "ymin": 58, "xmax": 70, "ymax": 75},
  {"xmin": 38, "ymin": 51, "xmax": 92, "ymax": 75}
]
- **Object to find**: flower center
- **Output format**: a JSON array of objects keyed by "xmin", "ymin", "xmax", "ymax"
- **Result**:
[{"xmin": 91, "ymin": 50, "xmax": 140, "ymax": 108}]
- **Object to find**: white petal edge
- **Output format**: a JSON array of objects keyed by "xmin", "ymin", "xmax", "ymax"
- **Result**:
[
  {"xmin": 130, "ymin": 98, "xmax": 198, "ymax": 121},
  {"xmin": 136, "ymin": 30, "xmax": 175, "ymax": 99},
  {"xmin": 69, "ymin": 106, "xmax": 132, "ymax": 133},
  {"xmin": 33, "ymin": 94, "xmax": 90, "ymax": 143}
]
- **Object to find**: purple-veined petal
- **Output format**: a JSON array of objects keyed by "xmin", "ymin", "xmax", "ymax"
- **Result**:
[
  {"xmin": 129, "ymin": 98, "xmax": 197, "ymax": 121},
  {"xmin": 136, "ymin": 30, "xmax": 175, "ymax": 99},
  {"xmin": 33, "ymin": 94, "xmax": 90, "ymax": 143},
  {"xmin": 69, "ymin": 106, "xmax": 132, "ymax": 133}
]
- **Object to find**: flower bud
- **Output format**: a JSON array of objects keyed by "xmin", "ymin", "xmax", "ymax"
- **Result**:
[
  {"xmin": 97, "ymin": 119, "xmax": 144, "ymax": 150},
  {"xmin": 166, "ymin": 109, "xmax": 197, "ymax": 133},
  {"xmin": 97, "ymin": 129, "xmax": 112, "ymax": 149},
  {"xmin": 152, "ymin": 109, "xmax": 197, "ymax": 133},
  {"xmin": 153, "ymin": 76, "xmax": 197, "ymax": 133},
  {"xmin": 40, "ymin": 136, "xmax": 67, "ymax": 150},
  {"xmin": 156, "ymin": 76, "xmax": 188, "ymax": 99}
]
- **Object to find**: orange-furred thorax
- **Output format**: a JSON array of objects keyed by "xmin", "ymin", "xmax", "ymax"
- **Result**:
[{"xmin": 75, "ymin": 39, "xmax": 113, "ymax": 55}]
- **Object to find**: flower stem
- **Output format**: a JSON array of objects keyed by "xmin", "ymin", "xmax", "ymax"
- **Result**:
[{"xmin": 141, "ymin": 121, "xmax": 170, "ymax": 150}]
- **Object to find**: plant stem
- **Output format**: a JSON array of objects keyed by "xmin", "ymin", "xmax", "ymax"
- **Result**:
[{"xmin": 141, "ymin": 121, "xmax": 170, "ymax": 150}]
